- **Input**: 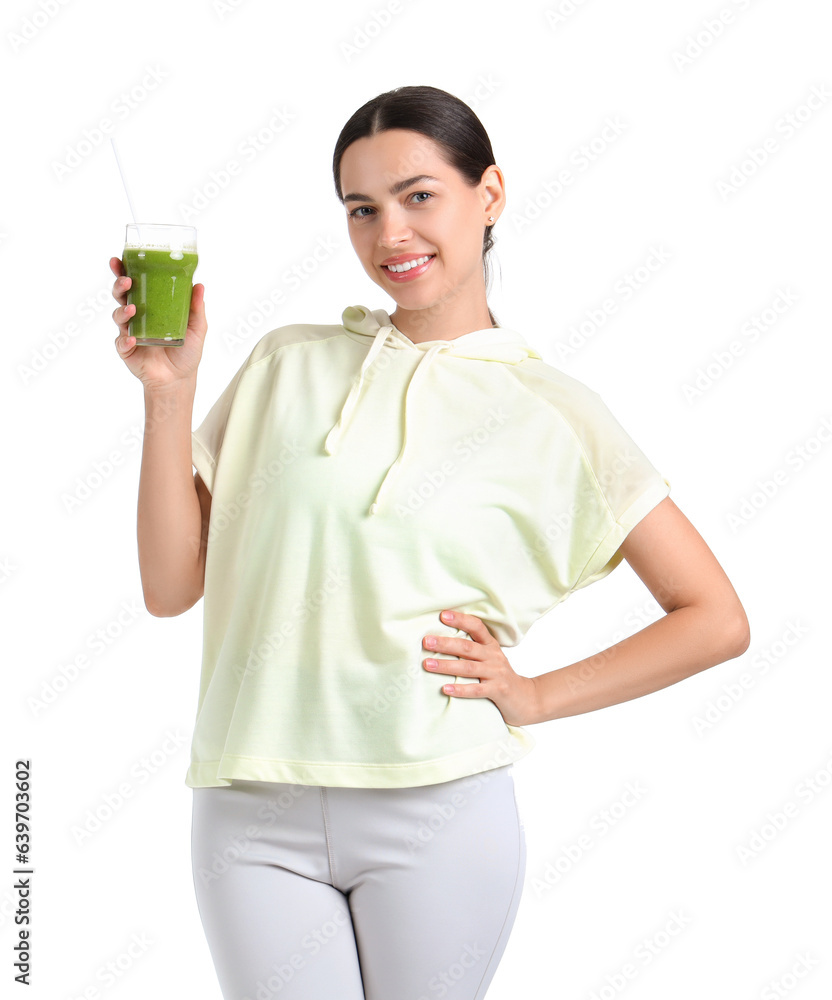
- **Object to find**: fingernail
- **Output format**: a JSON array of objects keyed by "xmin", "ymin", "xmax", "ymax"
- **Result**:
[{"xmin": 441, "ymin": 611, "xmax": 453, "ymax": 621}]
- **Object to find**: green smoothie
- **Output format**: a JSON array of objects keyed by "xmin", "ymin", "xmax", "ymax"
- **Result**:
[{"xmin": 123, "ymin": 247, "xmax": 198, "ymax": 346}]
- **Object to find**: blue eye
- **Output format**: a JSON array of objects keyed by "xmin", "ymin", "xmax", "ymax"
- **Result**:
[{"xmin": 348, "ymin": 191, "xmax": 432, "ymax": 218}]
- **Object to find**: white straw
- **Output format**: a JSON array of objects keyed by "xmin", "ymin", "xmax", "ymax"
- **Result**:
[{"xmin": 109, "ymin": 137, "xmax": 138, "ymax": 223}]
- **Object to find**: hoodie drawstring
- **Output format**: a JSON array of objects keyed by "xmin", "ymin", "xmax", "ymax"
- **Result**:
[
  {"xmin": 367, "ymin": 341, "xmax": 448, "ymax": 516},
  {"xmin": 323, "ymin": 323, "xmax": 396, "ymax": 457},
  {"xmin": 325, "ymin": 307, "xmax": 541, "ymax": 517},
  {"xmin": 324, "ymin": 321, "xmax": 451, "ymax": 517}
]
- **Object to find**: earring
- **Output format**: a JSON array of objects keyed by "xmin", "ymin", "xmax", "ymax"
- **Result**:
[{"xmin": 488, "ymin": 216, "xmax": 494, "ymax": 224}]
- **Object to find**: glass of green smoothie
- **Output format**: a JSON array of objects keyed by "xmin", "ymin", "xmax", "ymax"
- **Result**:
[{"xmin": 122, "ymin": 223, "xmax": 198, "ymax": 346}]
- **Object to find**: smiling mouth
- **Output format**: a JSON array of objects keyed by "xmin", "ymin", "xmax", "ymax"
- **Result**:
[{"xmin": 383, "ymin": 254, "xmax": 435, "ymax": 273}]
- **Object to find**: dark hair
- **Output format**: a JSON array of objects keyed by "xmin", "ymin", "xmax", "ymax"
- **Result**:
[{"xmin": 333, "ymin": 85, "xmax": 500, "ymax": 327}]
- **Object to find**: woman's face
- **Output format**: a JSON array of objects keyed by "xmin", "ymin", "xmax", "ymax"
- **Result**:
[{"xmin": 339, "ymin": 129, "xmax": 503, "ymax": 319}]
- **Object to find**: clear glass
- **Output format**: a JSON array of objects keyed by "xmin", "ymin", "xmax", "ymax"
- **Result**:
[{"xmin": 122, "ymin": 223, "xmax": 198, "ymax": 346}]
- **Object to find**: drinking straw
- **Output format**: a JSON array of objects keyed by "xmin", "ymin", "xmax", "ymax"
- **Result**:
[{"xmin": 109, "ymin": 137, "xmax": 138, "ymax": 224}]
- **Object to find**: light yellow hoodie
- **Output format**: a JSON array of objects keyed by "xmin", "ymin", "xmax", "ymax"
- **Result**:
[{"xmin": 186, "ymin": 305, "xmax": 670, "ymax": 788}]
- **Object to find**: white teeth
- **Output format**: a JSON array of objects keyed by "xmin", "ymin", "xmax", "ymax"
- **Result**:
[{"xmin": 385, "ymin": 255, "xmax": 433, "ymax": 273}]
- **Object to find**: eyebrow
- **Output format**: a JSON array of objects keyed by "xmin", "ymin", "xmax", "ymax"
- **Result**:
[{"xmin": 343, "ymin": 174, "xmax": 443, "ymax": 203}]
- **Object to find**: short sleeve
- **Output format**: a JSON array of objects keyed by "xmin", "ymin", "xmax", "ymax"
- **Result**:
[
  {"xmin": 191, "ymin": 354, "xmax": 251, "ymax": 495},
  {"xmin": 568, "ymin": 390, "xmax": 671, "ymax": 592}
]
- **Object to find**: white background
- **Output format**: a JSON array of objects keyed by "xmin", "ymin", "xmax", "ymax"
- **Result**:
[{"xmin": 3, "ymin": 0, "xmax": 830, "ymax": 997}]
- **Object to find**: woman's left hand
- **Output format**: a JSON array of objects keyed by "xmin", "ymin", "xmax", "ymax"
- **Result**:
[{"xmin": 423, "ymin": 610, "xmax": 539, "ymax": 727}]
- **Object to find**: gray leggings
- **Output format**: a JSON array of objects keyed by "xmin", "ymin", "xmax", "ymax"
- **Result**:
[{"xmin": 190, "ymin": 763, "xmax": 527, "ymax": 999}]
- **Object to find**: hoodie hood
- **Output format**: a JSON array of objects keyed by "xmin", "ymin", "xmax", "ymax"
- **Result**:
[{"xmin": 325, "ymin": 304, "xmax": 542, "ymax": 517}]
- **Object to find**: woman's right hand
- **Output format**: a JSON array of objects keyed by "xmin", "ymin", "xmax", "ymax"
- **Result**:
[{"xmin": 110, "ymin": 256, "xmax": 208, "ymax": 390}]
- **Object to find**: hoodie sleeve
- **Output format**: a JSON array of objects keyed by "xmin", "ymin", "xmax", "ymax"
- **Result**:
[
  {"xmin": 566, "ymin": 390, "xmax": 671, "ymax": 593},
  {"xmin": 191, "ymin": 353, "xmax": 252, "ymax": 495}
]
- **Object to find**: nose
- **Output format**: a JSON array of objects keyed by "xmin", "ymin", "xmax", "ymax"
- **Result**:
[{"xmin": 376, "ymin": 207, "xmax": 412, "ymax": 249}]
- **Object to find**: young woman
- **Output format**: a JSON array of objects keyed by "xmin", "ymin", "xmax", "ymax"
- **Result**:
[{"xmin": 109, "ymin": 85, "xmax": 749, "ymax": 1000}]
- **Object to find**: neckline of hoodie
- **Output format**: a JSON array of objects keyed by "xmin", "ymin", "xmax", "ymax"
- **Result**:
[{"xmin": 342, "ymin": 309, "xmax": 531, "ymax": 350}]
